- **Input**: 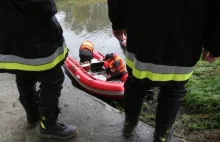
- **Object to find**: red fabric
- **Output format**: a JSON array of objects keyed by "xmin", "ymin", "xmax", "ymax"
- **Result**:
[
  {"xmin": 120, "ymin": 73, "xmax": 128, "ymax": 82},
  {"xmin": 104, "ymin": 61, "xmax": 109, "ymax": 68}
]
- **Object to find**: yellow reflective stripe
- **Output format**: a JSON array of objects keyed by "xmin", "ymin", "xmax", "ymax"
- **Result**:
[
  {"xmin": 40, "ymin": 122, "xmax": 46, "ymax": 129},
  {"xmin": 0, "ymin": 47, "xmax": 68, "ymax": 71},
  {"xmin": 126, "ymin": 58, "xmax": 193, "ymax": 81},
  {"xmin": 159, "ymin": 137, "xmax": 166, "ymax": 142},
  {"xmin": 126, "ymin": 57, "xmax": 134, "ymax": 69}
]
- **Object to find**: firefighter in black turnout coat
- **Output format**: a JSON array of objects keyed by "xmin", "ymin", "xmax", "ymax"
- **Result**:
[
  {"xmin": 0, "ymin": 0, "xmax": 77, "ymax": 139},
  {"xmin": 107, "ymin": 0, "xmax": 220, "ymax": 141}
]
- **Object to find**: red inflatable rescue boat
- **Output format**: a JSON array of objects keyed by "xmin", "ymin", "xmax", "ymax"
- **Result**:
[{"xmin": 64, "ymin": 51, "xmax": 126, "ymax": 99}]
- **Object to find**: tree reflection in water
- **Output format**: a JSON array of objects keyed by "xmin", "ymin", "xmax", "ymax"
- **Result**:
[{"xmin": 55, "ymin": 0, "xmax": 111, "ymax": 35}]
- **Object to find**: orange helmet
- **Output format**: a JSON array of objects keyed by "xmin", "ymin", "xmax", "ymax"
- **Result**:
[{"xmin": 79, "ymin": 40, "xmax": 94, "ymax": 53}]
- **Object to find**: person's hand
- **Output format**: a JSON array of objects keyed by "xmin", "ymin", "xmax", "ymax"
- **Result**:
[
  {"xmin": 202, "ymin": 49, "xmax": 219, "ymax": 63},
  {"xmin": 121, "ymin": 34, "xmax": 127, "ymax": 47},
  {"xmin": 113, "ymin": 30, "xmax": 126, "ymax": 42}
]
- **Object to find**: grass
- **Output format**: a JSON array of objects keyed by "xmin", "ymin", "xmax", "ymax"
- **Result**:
[
  {"xmin": 177, "ymin": 113, "xmax": 220, "ymax": 131},
  {"xmin": 139, "ymin": 102, "xmax": 156, "ymax": 127},
  {"xmin": 179, "ymin": 60, "xmax": 220, "ymax": 131},
  {"xmin": 184, "ymin": 61, "xmax": 220, "ymax": 114}
]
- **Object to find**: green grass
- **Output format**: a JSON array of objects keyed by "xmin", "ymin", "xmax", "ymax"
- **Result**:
[
  {"xmin": 180, "ymin": 60, "xmax": 220, "ymax": 131},
  {"xmin": 139, "ymin": 103, "xmax": 156, "ymax": 127},
  {"xmin": 177, "ymin": 113, "xmax": 220, "ymax": 131},
  {"xmin": 184, "ymin": 60, "xmax": 220, "ymax": 113}
]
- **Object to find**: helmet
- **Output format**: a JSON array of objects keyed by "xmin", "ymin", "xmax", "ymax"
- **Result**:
[
  {"xmin": 104, "ymin": 53, "xmax": 113, "ymax": 61},
  {"xmin": 79, "ymin": 40, "xmax": 94, "ymax": 53}
]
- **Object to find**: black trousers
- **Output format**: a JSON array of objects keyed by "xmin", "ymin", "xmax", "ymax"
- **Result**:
[
  {"xmin": 15, "ymin": 66, "xmax": 65, "ymax": 107},
  {"xmin": 124, "ymin": 66, "xmax": 188, "ymax": 136}
]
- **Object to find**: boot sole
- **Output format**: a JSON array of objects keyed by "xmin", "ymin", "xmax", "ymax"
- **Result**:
[{"xmin": 40, "ymin": 130, "xmax": 78, "ymax": 140}]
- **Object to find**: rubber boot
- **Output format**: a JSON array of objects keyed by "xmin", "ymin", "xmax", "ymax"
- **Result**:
[
  {"xmin": 153, "ymin": 85, "xmax": 186, "ymax": 142},
  {"xmin": 19, "ymin": 92, "xmax": 40, "ymax": 128},
  {"xmin": 39, "ymin": 106, "xmax": 77, "ymax": 139}
]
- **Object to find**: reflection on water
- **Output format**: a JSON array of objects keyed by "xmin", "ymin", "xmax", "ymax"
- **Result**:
[{"xmin": 55, "ymin": 0, "xmax": 125, "ymax": 61}]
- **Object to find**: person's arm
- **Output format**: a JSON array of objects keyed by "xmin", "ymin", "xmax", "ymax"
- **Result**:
[
  {"xmin": 107, "ymin": 0, "xmax": 126, "ymax": 30},
  {"xmin": 12, "ymin": 0, "xmax": 57, "ymax": 21},
  {"xmin": 204, "ymin": 1, "xmax": 220, "ymax": 58}
]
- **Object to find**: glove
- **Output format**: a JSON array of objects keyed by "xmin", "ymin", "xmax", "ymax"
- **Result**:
[
  {"xmin": 202, "ymin": 49, "xmax": 219, "ymax": 63},
  {"xmin": 113, "ymin": 30, "xmax": 126, "ymax": 42}
]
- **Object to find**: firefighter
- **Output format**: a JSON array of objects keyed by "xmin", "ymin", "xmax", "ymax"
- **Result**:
[
  {"xmin": 79, "ymin": 40, "xmax": 94, "ymax": 63},
  {"xmin": 103, "ymin": 53, "xmax": 128, "ymax": 82},
  {"xmin": 0, "ymin": 1, "xmax": 77, "ymax": 139},
  {"xmin": 107, "ymin": 0, "xmax": 220, "ymax": 141}
]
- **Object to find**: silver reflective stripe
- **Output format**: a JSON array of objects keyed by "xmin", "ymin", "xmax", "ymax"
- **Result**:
[
  {"xmin": 0, "ymin": 45, "xmax": 66, "ymax": 65},
  {"xmin": 126, "ymin": 51, "xmax": 135, "ymax": 61},
  {"xmin": 126, "ymin": 51, "xmax": 195, "ymax": 74}
]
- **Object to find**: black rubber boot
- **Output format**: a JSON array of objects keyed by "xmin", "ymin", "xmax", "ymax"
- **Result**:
[
  {"xmin": 19, "ymin": 92, "xmax": 40, "ymax": 128},
  {"xmin": 39, "ymin": 106, "xmax": 77, "ymax": 139}
]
